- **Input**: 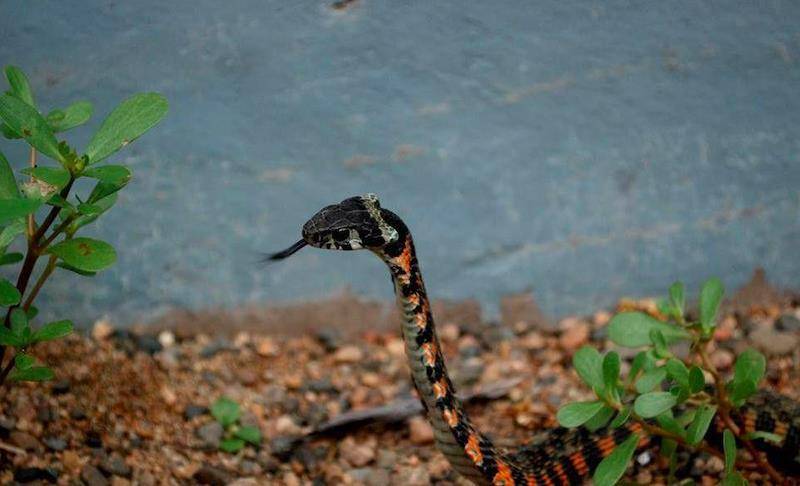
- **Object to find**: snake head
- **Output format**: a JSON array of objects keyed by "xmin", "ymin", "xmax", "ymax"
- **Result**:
[
  {"xmin": 301, "ymin": 193, "xmax": 399, "ymax": 251},
  {"xmin": 267, "ymin": 194, "xmax": 400, "ymax": 261}
]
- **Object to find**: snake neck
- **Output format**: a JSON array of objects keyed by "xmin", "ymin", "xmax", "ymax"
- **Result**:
[{"xmin": 376, "ymin": 232, "xmax": 517, "ymax": 485}]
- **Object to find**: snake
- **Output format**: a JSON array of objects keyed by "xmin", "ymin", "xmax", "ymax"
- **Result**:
[{"xmin": 268, "ymin": 194, "xmax": 800, "ymax": 485}]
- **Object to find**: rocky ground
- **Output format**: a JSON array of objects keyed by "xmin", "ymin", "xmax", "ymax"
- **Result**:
[{"xmin": 0, "ymin": 277, "xmax": 798, "ymax": 485}]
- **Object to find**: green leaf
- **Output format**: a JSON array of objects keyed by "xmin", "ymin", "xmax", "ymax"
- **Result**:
[
  {"xmin": 669, "ymin": 281, "xmax": 685, "ymax": 317},
  {"xmin": 0, "ymin": 252, "xmax": 22, "ymax": 266},
  {"xmin": 211, "ymin": 397, "xmax": 240, "ymax": 427},
  {"xmin": 723, "ymin": 429, "xmax": 736, "ymax": 475},
  {"xmin": 656, "ymin": 412, "xmax": 685, "ymax": 438},
  {"xmin": 10, "ymin": 366, "xmax": 54, "ymax": 382},
  {"xmin": 10, "ymin": 308, "xmax": 28, "ymax": 335},
  {"xmin": 649, "ymin": 328, "xmax": 671, "ymax": 357},
  {"xmin": 634, "ymin": 391, "xmax": 677, "ymax": 418},
  {"xmin": 0, "ymin": 326, "xmax": 23, "ymax": 346},
  {"xmin": 0, "ymin": 198, "xmax": 41, "ymax": 225},
  {"xmin": 20, "ymin": 166, "xmax": 70, "ymax": 191},
  {"xmin": 584, "ymin": 405, "xmax": 616, "ymax": 432},
  {"xmin": 46, "ymin": 101, "xmax": 92, "ymax": 132},
  {"xmin": 0, "ymin": 151, "xmax": 20, "ymax": 199},
  {"xmin": 665, "ymin": 359, "xmax": 689, "ymax": 388},
  {"xmin": 14, "ymin": 353, "xmax": 34, "ymax": 370},
  {"xmin": 635, "ymin": 367, "xmax": 666, "ymax": 393},
  {"xmin": 4, "ymin": 66, "xmax": 34, "ymax": 106},
  {"xmin": 26, "ymin": 305, "xmax": 38, "ymax": 320},
  {"xmin": 32, "ymin": 320, "xmax": 73, "ymax": 342},
  {"xmin": 556, "ymin": 401, "xmax": 605, "ymax": 428},
  {"xmin": 0, "ymin": 278, "xmax": 20, "ymax": 306},
  {"xmin": 85, "ymin": 92, "xmax": 168, "ymax": 164},
  {"xmin": 729, "ymin": 380, "xmax": 758, "ymax": 407},
  {"xmin": 686, "ymin": 405, "xmax": 717, "ymax": 445},
  {"xmin": 602, "ymin": 351, "xmax": 620, "ymax": 394},
  {"xmin": 609, "ymin": 406, "xmax": 631, "ymax": 429},
  {"xmin": 72, "ymin": 192, "xmax": 117, "ymax": 230},
  {"xmin": 234, "ymin": 425, "xmax": 261, "ymax": 445},
  {"xmin": 732, "ymin": 348, "xmax": 765, "ymax": 388},
  {"xmin": 46, "ymin": 237, "xmax": 117, "ymax": 272},
  {"xmin": 82, "ymin": 165, "xmax": 132, "ymax": 186},
  {"xmin": 689, "ymin": 366, "xmax": 705, "ymax": 393},
  {"xmin": 744, "ymin": 430, "xmax": 782, "ymax": 444},
  {"xmin": 572, "ymin": 346, "xmax": 604, "ymax": 392},
  {"xmin": 0, "ymin": 94, "xmax": 64, "ymax": 163},
  {"xmin": 608, "ymin": 311, "xmax": 690, "ymax": 348},
  {"xmin": 55, "ymin": 261, "xmax": 97, "ymax": 277},
  {"xmin": 219, "ymin": 437, "xmax": 245, "ymax": 453},
  {"xmin": 592, "ymin": 432, "xmax": 639, "ymax": 486},
  {"xmin": 699, "ymin": 277, "xmax": 724, "ymax": 328},
  {"xmin": 87, "ymin": 181, "xmax": 124, "ymax": 204}
]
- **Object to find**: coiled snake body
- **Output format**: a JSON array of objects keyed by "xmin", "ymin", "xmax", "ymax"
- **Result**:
[{"xmin": 269, "ymin": 194, "xmax": 800, "ymax": 485}]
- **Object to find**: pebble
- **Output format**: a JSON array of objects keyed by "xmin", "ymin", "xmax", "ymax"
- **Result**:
[
  {"xmin": 750, "ymin": 327, "xmax": 800, "ymax": 356},
  {"xmin": 80, "ymin": 465, "xmax": 109, "ymax": 486},
  {"xmin": 193, "ymin": 465, "xmax": 231, "ymax": 485},
  {"xmin": 710, "ymin": 349, "xmax": 734, "ymax": 369},
  {"xmin": 776, "ymin": 313, "xmax": 800, "ymax": 332},
  {"xmin": 14, "ymin": 467, "xmax": 58, "ymax": 483},
  {"xmin": 274, "ymin": 414, "xmax": 303, "ymax": 435},
  {"xmin": 408, "ymin": 416, "xmax": 434, "ymax": 444},
  {"xmin": 333, "ymin": 345, "xmax": 363, "ymax": 363},
  {"xmin": 111, "ymin": 478, "xmax": 131, "ymax": 486},
  {"xmin": 100, "ymin": 454, "xmax": 132, "ymax": 478},
  {"xmin": 200, "ymin": 339, "xmax": 231, "ymax": 358},
  {"xmin": 316, "ymin": 328, "xmax": 342, "ymax": 351},
  {"xmin": 393, "ymin": 465, "xmax": 430, "ymax": 485},
  {"xmin": 348, "ymin": 467, "xmax": 391, "ymax": 485},
  {"xmin": 439, "ymin": 323, "xmax": 460, "ymax": 342},
  {"xmin": 51, "ymin": 379, "xmax": 71, "ymax": 394},
  {"xmin": 339, "ymin": 436, "xmax": 376, "ymax": 467},
  {"xmin": 86, "ymin": 430, "xmax": 103, "ymax": 448},
  {"xmin": 158, "ymin": 330, "xmax": 175, "ymax": 347},
  {"xmin": 229, "ymin": 479, "xmax": 260, "ymax": 486},
  {"xmin": 521, "ymin": 331, "xmax": 545, "ymax": 350},
  {"xmin": 92, "ymin": 319, "xmax": 115, "ymax": 340},
  {"xmin": 559, "ymin": 322, "xmax": 589, "ymax": 350},
  {"xmin": 134, "ymin": 334, "xmax": 163, "ymax": 355},
  {"xmin": 269, "ymin": 436, "xmax": 299, "ymax": 461},
  {"xmin": 43, "ymin": 436, "xmax": 67, "ymax": 451},
  {"xmin": 184, "ymin": 404, "xmax": 208, "ymax": 420},
  {"xmin": 10, "ymin": 430, "xmax": 42, "ymax": 451},
  {"xmin": 62, "ymin": 450, "xmax": 83, "ymax": 471},
  {"xmin": 255, "ymin": 337, "xmax": 279, "ymax": 357},
  {"xmin": 196, "ymin": 421, "xmax": 223, "ymax": 449}
]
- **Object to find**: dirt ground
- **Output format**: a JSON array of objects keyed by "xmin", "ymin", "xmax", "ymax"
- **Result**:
[{"xmin": 0, "ymin": 269, "xmax": 798, "ymax": 485}]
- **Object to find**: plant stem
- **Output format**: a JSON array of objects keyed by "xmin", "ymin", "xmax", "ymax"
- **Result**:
[
  {"xmin": 697, "ymin": 341, "xmax": 785, "ymax": 483},
  {"xmin": 22, "ymin": 255, "xmax": 57, "ymax": 311},
  {"xmin": 26, "ymin": 148, "xmax": 36, "ymax": 239}
]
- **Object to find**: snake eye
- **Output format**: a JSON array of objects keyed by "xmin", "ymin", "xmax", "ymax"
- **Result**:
[{"xmin": 332, "ymin": 228, "xmax": 350, "ymax": 241}]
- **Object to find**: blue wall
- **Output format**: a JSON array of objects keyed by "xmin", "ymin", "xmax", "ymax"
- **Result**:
[{"xmin": 1, "ymin": 1, "xmax": 799, "ymax": 325}]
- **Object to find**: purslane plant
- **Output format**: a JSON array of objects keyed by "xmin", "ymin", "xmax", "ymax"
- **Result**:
[
  {"xmin": 556, "ymin": 277, "xmax": 781, "ymax": 485},
  {"xmin": 211, "ymin": 397, "xmax": 263, "ymax": 453},
  {"xmin": 0, "ymin": 65, "xmax": 167, "ymax": 387}
]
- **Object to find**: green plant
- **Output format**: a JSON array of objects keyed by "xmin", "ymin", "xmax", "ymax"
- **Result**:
[
  {"xmin": 556, "ymin": 277, "xmax": 783, "ymax": 485},
  {"xmin": 0, "ymin": 65, "xmax": 167, "ymax": 387},
  {"xmin": 211, "ymin": 397, "xmax": 262, "ymax": 453}
]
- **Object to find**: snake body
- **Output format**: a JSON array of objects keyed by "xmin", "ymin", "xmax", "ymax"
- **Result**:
[{"xmin": 270, "ymin": 194, "xmax": 800, "ymax": 485}]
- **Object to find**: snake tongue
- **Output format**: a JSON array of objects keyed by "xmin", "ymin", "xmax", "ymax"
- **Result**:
[{"xmin": 265, "ymin": 239, "xmax": 307, "ymax": 261}]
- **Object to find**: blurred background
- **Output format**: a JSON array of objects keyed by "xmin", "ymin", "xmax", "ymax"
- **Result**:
[{"xmin": 1, "ymin": 1, "xmax": 798, "ymax": 327}]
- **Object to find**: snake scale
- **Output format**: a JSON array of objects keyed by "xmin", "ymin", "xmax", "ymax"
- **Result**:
[{"xmin": 269, "ymin": 194, "xmax": 800, "ymax": 485}]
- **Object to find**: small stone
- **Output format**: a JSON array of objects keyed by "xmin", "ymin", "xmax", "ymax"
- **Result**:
[
  {"xmin": 776, "ymin": 313, "xmax": 800, "ymax": 332},
  {"xmin": 81, "ymin": 465, "xmax": 109, "ymax": 486},
  {"xmin": 86, "ymin": 430, "xmax": 103, "ymax": 448},
  {"xmin": 239, "ymin": 460, "xmax": 261, "ymax": 476},
  {"xmin": 134, "ymin": 334, "xmax": 162, "ymax": 355},
  {"xmin": 51, "ymin": 379, "xmax": 70, "ymax": 394},
  {"xmin": 339, "ymin": 436, "xmax": 376, "ymax": 467},
  {"xmin": 521, "ymin": 331, "xmax": 545, "ymax": 350},
  {"xmin": 303, "ymin": 378, "xmax": 337, "ymax": 394},
  {"xmin": 393, "ymin": 465, "xmax": 430, "ymax": 485},
  {"xmin": 274, "ymin": 415, "xmax": 303, "ymax": 435},
  {"xmin": 315, "ymin": 328, "xmax": 342, "ymax": 351},
  {"xmin": 710, "ymin": 349, "xmax": 734, "ymax": 370},
  {"xmin": 196, "ymin": 421, "xmax": 223, "ymax": 449},
  {"xmin": 43, "ymin": 436, "xmax": 67, "ymax": 451},
  {"xmin": 92, "ymin": 319, "xmax": 114, "ymax": 340},
  {"xmin": 255, "ymin": 337, "xmax": 279, "ymax": 357},
  {"xmin": 111, "ymin": 478, "xmax": 131, "ymax": 486},
  {"xmin": 376, "ymin": 450, "xmax": 398, "ymax": 469},
  {"xmin": 408, "ymin": 416, "xmax": 434, "ymax": 444},
  {"xmin": 439, "ymin": 323, "xmax": 460, "ymax": 342},
  {"xmin": 281, "ymin": 472, "xmax": 301, "ymax": 486},
  {"xmin": 160, "ymin": 385, "xmax": 177, "ymax": 405},
  {"xmin": 348, "ymin": 468, "xmax": 391, "ymax": 486},
  {"xmin": 200, "ymin": 339, "xmax": 230, "ymax": 358},
  {"xmin": 100, "ymin": 454, "xmax": 132, "ymax": 478},
  {"xmin": 62, "ymin": 450, "xmax": 83, "ymax": 471},
  {"xmin": 593, "ymin": 310, "xmax": 612, "ymax": 327},
  {"xmin": 193, "ymin": 465, "xmax": 231, "ymax": 486},
  {"xmin": 269, "ymin": 436, "xmax": 299, "ymax": 461},
  {"xmin": 14, "ymin": 467, "xmax": 58, "ymax": 483},
  {"xmin": 750, "ymin": 327, "xmax": 800, "ymax": 356},
  {"xmin": 157, "ymin": 330, "xmax": 175, "ymax": 347},
  {"xmin": 559, "ymin": 322, "xmax": 590, "ymax": 350},
  {"xmin": 333, "ymin": 345, "xmax": 363, "ymax": 363},
  {"xmin": 228, "ymin": 480, "xmax": 260, "ymax": 486},
  {"xmin": 70, "ymin": 407, "xmax": 87, "ymax": 420},
  {"xmin": 183, "ymin": 404, "xmax": 208, "ymax": 420},
  {"xmin": 9, "ymin": 431, "xmax": 41, "ymax": 451}
]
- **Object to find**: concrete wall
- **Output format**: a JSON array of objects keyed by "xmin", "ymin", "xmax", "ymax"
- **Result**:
[{"xmin": 1, "ymin": 1, "xmax": 799, "ymax": 326}]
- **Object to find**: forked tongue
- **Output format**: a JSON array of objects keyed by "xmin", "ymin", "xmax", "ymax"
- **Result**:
[{"xmin": 265, "ymin": 240, "xmax": 307, "ymax": 261}]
